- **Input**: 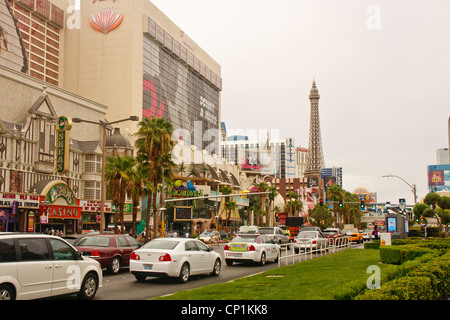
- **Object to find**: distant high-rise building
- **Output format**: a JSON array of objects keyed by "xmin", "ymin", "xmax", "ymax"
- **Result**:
[
  {"xmin": 437, "ymin": 148, "xmax": 450, "ymax": 165},
  {"xmin": 321, "ymin": 167, "xmax": 343, "ymax": 188}
]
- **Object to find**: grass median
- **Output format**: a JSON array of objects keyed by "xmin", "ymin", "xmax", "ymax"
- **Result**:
[{"xmin": 154, "ymin": 248, "xmax": 398, "ymax": 300}]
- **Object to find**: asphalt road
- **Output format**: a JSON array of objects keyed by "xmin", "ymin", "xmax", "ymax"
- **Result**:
[{"xmin": 48, "ymin": 242, "xmax": 364, "ymax": 300}]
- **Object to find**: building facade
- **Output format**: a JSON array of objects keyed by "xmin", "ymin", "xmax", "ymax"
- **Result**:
[
  {"xmin": 57, "ymin": 0, "xmax": 222, "ymax": 155},
  {"xmin": 1, "ymin": 0, "xmax": 224, "ymax": 234}
]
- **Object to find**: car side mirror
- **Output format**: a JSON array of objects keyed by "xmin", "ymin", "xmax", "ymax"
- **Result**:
[
  {"xmin": 76, "ymin": 251, "xmax": 83, "ymax": 260},
  {"xmin": 208, "ymin": 246, "xmax": 214, "ymax": 252}
]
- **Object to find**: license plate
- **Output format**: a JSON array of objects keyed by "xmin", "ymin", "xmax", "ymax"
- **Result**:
[
  {"xmin": 144, "ymin": 264, "xmax": 153, "ymax": 270},
  {"xmin": 226, "ymin": 252, "xmax": 243, "ymax": 257}
]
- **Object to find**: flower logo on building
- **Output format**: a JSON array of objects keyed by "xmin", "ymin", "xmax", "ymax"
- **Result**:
[{"xmin": 89, "ymin": 8, "xmax": 124, "ymax": 34}]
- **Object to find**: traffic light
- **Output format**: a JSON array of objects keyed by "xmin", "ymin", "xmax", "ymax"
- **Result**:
[
  {"xmin": 319, "ymin": 199, "xmax": 324, "ymax": 206},
  {"xmin": 339, "ymin": 200, "xmax": 343, "ymax": 208},
  {"xmin": 360, "ymin": 201, "xmax": 365, "ymax": 210}
]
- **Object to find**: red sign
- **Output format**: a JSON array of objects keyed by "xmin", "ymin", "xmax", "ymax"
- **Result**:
[
  {"xmin": 27, "ymin": 213, "xmax": 35, "ymax": 232},
  {"xmin": 47, "ymin": 205, "xmax": 82, "ymax": 219}
]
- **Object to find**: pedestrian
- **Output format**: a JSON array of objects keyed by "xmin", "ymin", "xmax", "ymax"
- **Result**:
[{"xmin": 373, "ymin": 225, "xmax": 379, "ymax": 240}]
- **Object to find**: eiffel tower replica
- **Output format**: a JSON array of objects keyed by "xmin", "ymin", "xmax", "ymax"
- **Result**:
[{"xmin": 305, "ymin": 79, "xmax": 325, "ymax": 180}]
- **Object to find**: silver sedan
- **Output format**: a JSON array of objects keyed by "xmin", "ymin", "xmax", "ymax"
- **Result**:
[{"xmin": 293, "ymin": 231, "xmax": 329, "ymax": 253}]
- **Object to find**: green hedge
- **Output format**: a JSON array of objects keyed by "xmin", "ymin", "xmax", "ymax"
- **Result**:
[
  {"xmin": 379, "ymin": 245, "xmax": 435, "ymax": 265},
  {"xmin": 355, "ymin": 252, "xmax": 450, "ymax": 300}
]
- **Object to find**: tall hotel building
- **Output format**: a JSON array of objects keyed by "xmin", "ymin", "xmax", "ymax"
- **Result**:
[
  {"xmin": 0, "ymin": 0, "xmax": 222, "ymax": 233},
  {"xmin": 3, "ymin": 0, "xmax": 222, "ymax": 153},
  {"xmin": 61, "ymin": 0, "xmax": 222, "ymax": 154}
]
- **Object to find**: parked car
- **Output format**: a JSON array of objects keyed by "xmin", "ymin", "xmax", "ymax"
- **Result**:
[
  {"xmin": 129, "ymin": 238, "xmax": 222, "ymax": 283},
  {"xmin": 0, "ymin": 233, "xmax": 102, "ymax": 300},
  {"xmin": 293, "ymin": 231, "xmax": 329, "ymax": 253},
  {"xmin": 361, "ymin": 228, "xmax": 375, "ymax": 241},
  {"xmin": 258, "ymin": 227, "xmax": 290, "ymax": 246},
  {"xmin": 224, "ymin": 234, "xmax": 280, "ymax": 266},
  {"xmin": 74, "ymin": 234, "xmax": 140, "ymax": 274},
  {"xmin": 342, "ymin": 228, "xmax": 363, "ymax": 243},
  {"xmin": 322, "ymin": 228, "xmax": 344, "ymax": 245}
]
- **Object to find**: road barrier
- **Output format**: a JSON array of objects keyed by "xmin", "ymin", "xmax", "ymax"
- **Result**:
[{"xmin": 278, "ymin": 236, "xmax": 352, "ymax": 268}]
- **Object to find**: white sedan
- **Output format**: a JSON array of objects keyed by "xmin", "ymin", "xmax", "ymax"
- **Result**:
[
  {"xmin": 129, "ymin": 238, "xmax": 222, "ymax": 283},
  {"xmin": 294, "ymin": 231, "xmax": 329, "ymax": 253},
  {"xmin": 224, "ymin": 235, "xmax": 280, "ymax": 266}
]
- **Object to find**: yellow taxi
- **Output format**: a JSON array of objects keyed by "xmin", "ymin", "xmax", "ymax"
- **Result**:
[{"xmin": 342, "ymin": 228, "xmax": 363, "ymax": 243}]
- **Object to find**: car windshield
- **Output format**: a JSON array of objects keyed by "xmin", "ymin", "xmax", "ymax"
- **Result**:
[
  {"xmin": 344, "ymin": 229, "xmax": 357, "ymax": 234},
  {"xmin": 75, "ymin": 236, "xmax": 110, "ymax": 247},
  {"xmin": 322, "ymin": 230, "xmax": 337, "ymax": 235},
  {"xmin": 141, "ymin": 240, "xmax": 180, "ymax": 250},
  {"xmin": 297, "ymin": 231, "xmax": 317, "ymax": 239},
  {"xmin": 258, "ymin": 228, "xmax": 274, "ymax": 234},
  {"xmin": 231, "ymin": 235, "xmax": 259, "ymax": 244}
]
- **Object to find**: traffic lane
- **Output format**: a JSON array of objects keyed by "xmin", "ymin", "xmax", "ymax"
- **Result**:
[
  {"xmin": 95, "ymin": 244, "xmax": 348, "ymax": 300},
  {"xmin": 95, "ymin": 258, "xmax": 282, "ymax": 300}
]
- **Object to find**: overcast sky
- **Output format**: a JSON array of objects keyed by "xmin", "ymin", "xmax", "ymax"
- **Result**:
[{"xmin": 151, "ymin": 0, "xmax": 450, "ymax": 205}]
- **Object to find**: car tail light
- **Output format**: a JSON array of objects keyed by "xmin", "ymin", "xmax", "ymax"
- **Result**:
[
  {"xmin": 130, "ymin": 252, "xmax": 140, "ymax": 260},
  {"xmin": 247, "ymin": 245, "xmax": 256, "ymax": 251},
  {"xmin": 159, "ymin": 253, "xmax": 172, "ymax": 262},
  {"xmin": 224, "ymin": 244, "xmax": 230, "ymax": 251},
  {"xmin": 312, "ymin": 241, "xmax": 317, "ymax": 244},
  {"xmin": 90, "ymin": 249, "xmax": 100, "ymax": 258}
]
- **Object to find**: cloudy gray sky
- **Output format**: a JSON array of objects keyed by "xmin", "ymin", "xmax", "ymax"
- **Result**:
[{"xmin": 151, "ymin": 0, "xmax": 450, "ymax": 205}]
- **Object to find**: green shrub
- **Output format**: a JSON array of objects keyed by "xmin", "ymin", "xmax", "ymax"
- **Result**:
[
  {"xmin": 427, "ymin": 227, "xmax": 440, "ymax": 238},
  {"xmin": 379, "ymin": 245, "xmax": 435, "ymax": 265},
  {"xmin": 355, "ymin": 276, "xmax": 434, "ymax": 300}
]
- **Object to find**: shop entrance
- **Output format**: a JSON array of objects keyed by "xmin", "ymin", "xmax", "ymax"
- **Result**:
[{"xmin": 172, "ymin": 221, "xmax": 192, "ymax": 237}]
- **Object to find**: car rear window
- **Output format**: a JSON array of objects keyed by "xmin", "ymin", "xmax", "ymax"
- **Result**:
[
  {"xmin": 258, "ymin": 228, "xmax": 274, "ymax": 234},
  {"xmin": 0, "ymin": 239, "xmax": 16, "ymax": 263},
  {"xmin": 231, "ymin": 236, "xmax": 260, "ymax": 244},
  {"xmin": 298, "ymin": 232, "xmax": 317, "ymax": 238},
  {"xmin": 76, "ymin": 236, "xmax": 110, "ymax": 247},
  {"xmin": 142, "ymin": 240, "xmax": 180, "ymax": 250}
]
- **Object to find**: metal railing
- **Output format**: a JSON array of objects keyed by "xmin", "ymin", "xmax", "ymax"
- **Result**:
[{"xmin": 278, "ymin": 236, "xmax": 353, "ymax": 267}]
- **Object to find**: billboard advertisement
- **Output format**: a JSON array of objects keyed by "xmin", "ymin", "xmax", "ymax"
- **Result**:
[
  {"xmin": 428, "ymin": 165, "xmax": 450, "ymax": 193},
  {"xmin": 143, "ymin": 31, "xmax": 220, "ymax": 156}
]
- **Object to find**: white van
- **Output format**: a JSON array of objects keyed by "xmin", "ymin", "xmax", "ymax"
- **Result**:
[{"xmin": 0, "ymin": 233, "xmax": 103, "ymax": 300}]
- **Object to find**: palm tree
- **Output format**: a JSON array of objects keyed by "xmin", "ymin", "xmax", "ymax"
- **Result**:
[
  {"xmin": 188, "ymin": 165, "xmax": 199, "ymax": 178},
  {"xmin": 225, "ymin": 200, "xmax": 237, "ymax": 226},
  {"xmin": 199, "ymin": 163, "xmax": 209, "ymax": 178},
  {"xmin": 128, "ymin": 164, "xmax": 148, "ymax": 238},
  {"xmin": 327, "ymin": 184, "xmax": 345, "ymax": 226},
  {"xmin": 134, "ymin": 117, "xmax": 175, "ymax": 242},
  {"xmin": 177, "ymin": 161, "xmax": 186, "ymax": 178},
  {"xmin": 105, "ymin": 155, "xmax": 135, "ymax": 234}
]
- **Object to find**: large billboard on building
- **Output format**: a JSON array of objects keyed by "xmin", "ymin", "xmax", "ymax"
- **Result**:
[
  {"xmin": 428, "ymin": 164, "xmax": 450, "ymax": 193},
  {"xmin": 143, "ymin": 17, "xmax": 221, "ymax": 156}
]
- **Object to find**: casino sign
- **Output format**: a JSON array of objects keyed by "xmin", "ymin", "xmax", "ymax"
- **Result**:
[{"xmin": 39, "ymin": 180, "xmax": 81, "ymax": 220}]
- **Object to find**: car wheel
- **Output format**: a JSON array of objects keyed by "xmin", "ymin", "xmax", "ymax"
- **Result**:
[
  {"xmin": 109, "ymin": 257, "xmax": 121, "ymax": 274},
  {"xmin": 77, "ymin": 272, "xmax": 98, "ymax": 300},
  {"xmin": 259, "ymin": 252, "xmax": 266, "ymax": 266},
  {"xmin": 225, "ymin": 259, "xmax": 234, "ymax": 266},
  {"xmin": 178, "ymin": 263, "xmax": 190, "ymax": 283},
  {"xmin": 211, "ymin": 259, "xmax": 221, "ymax": 277},
  {"xmin": 0, "ymin": 284, "xmax": 15, "ymax": 300}
]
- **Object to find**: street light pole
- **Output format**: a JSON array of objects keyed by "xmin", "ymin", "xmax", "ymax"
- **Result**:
[
  {"xmin": 382, "ymin": 174, "xmax": 417, "ymax": 204},
  {"xmin": 73, "ymin": 116, "xmax": 139, "ymax": 234}
]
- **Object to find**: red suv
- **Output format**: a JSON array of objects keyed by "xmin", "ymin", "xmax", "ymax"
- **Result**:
[{"xmin": 75, "ymin": 234, "xmax": 140, "ymax": 274}]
